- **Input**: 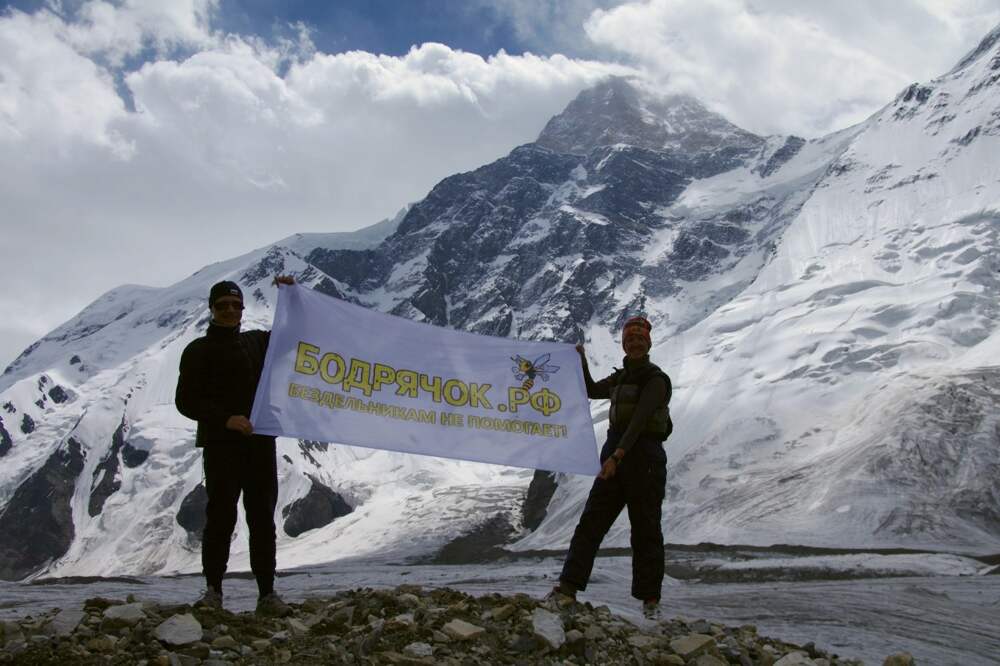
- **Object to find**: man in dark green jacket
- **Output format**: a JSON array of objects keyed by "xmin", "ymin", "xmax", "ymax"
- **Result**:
[
  {"xmin": 175, "ymin": 277, "xmax": 293, "ymax": 616},
  {"xmin": 554, "ymin": 316, "xmax": 672, "ymax": 615}
]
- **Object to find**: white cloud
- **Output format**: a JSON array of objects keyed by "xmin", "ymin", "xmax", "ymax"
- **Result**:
[
  {"xmin": 466, "ymin": 0, "xmax": 622, "ymax": 57},
  {"xmin": 586, "ymin": 0, "xmax": 1000, "ymax": 136},
  {"xmin": 64, "ymin": 0, "xmax": 218, "ymax": 64},
  {"xmin": 0, "ymin": 10, "xmax": 127, "ymax": 150},
  {"xmin": 2, "ymin": 0, "xmax": 999, "ymax": 370},
  {"xmin": 583, "ymin": 0, "xmax": 1000, "ymax": 137},
  {"xmin": 0, "ymin": 4, "xmax": 624, "ymax": 369}
]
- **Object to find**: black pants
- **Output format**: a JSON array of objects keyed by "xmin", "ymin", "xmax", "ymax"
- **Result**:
[
  {"xmin": 560, "ymin": 431, "xmax": 666, "ymax": 601},
  {"xmin": 202, "ymin": 438, "xmax": 278, "ymax": 593}
]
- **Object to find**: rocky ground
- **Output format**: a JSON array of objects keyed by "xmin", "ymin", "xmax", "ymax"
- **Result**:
[{"xmin": 0, "ymin": 585, "xmax": 916, "ymax": 665}]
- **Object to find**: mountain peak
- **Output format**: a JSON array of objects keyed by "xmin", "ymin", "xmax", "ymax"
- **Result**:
[
  {"xmin": 535, "ymin": 76, "xmax": 762, "ymax": 157},
  {"xmin": 949, "ymin": 22, "xmax": 1000, "ymax": 74}
]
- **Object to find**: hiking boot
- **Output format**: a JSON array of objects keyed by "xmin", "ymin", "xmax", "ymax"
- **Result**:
[
  {"xmin": 256, "ymin": 592, "xmax": 292, "ymax": 618},
  {"xmin": 642, "ymin": 599, "xmax": 660, "ymax": 620},
  {"xmin": 545, "ymin": 581, "xmax": 577, "ymax": 607},
  {"xmin": 194, "ymin": 588, "xmax": 223, "ymax": 610}
]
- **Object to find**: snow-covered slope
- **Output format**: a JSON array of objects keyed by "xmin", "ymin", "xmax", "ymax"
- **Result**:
[
  {"xmin": 2, "ymin": 28, "xmax": 1000, "ymax": 580},
  {"xmin": 519, "ymin": 31, "xmax": 1000, "ymax": 555}
]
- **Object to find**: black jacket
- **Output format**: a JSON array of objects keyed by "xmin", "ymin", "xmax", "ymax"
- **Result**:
[{"xmin": 175, "ymin": 323, "xmax": 272, "ymax": 447}]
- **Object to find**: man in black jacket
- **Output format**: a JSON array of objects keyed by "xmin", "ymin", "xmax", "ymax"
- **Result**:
[
  {"xmin": 553, "ymin": 316, "xmax": 672, "ymax": 616},
  {"xmin": 175, "ymin": 277, "xmax": 293, "ymax": 616}
]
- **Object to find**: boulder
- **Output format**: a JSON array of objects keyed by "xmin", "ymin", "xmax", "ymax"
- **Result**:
[
  {"xmin": 441, "ymin": 619, "xmax": 486, "ymax": 641},
  {"xmin": 46, "ymin": 608, "xmax": 85, "ymax": 637},
  {"xmin": 670, "ymin": 633, "xmax": 715, "ymax": 659},
  {"xmin": 531, "ymin": 607, "xmax": 565, "ymax": 650},
  {"xmin": 403, "ymin": 642, "xmax": 434, "ymax": 658},
  {"xmin": 153, "ymin": 614, "xmax": 203, "ymax": 646},
  {"xmin": 103, "ymin": 602, "xmax": 146, "ymax": 627}
]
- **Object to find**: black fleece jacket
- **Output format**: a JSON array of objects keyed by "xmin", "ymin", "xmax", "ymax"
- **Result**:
[{"xmin": 175, "ymin": 323, "xmax": 272, "ymax": 447}]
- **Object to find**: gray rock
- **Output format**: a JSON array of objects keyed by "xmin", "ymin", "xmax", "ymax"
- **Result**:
[
  {"xmin": 565, "ymin": 629, "xmax": 586, "ymax": 657},
  {"xmin": 103, "ymin": 602, "xmax": 146, "ymax": 626},
  {"xmin": 379, "ymin": 650, "xmax": 432, "ymax": 665},
  {"xmin": 670, "ymin": 633, "xmax": 715, "ymax": 659},
  {"xmin": 47, "ymin": 608, "xmax": 85, "ymax": 637},
  {"xmin": 359, "ymin": 618, "xmax": 385, "ymax": 656},
  {"xmin": 628, "ymin": 634, "xmax": 658, "ymax": 649},
  {"xmin": 330, "ymin": 605, "xmax": 355, "ymax": 627},
  {"xmin": 492, "ymin": 603, "xmax": 516, "ymax": 621},
  {"xmin": 153, "ymin": 614, "xmax": 202, "ymax": 647},
  {"xmin": 693, "ymin": 655, "xmax": 728, "ymax": 666},
  {"xmin": 391, "ymin": 612, "xmax": 416, "ymax": 627},
  {"xmin": 883, "ymin": 654, "xmax": 915, "ymax": 666},
  {"xmin": 399, "ymin": 593, "xmax": 421, "ymax": 608},
  {"xmin": 441, "ymin": 619, "xmax": 486, "ymax": 641},
  {"xmin": 86, "ymin": 635, "xmax": 117, "ymax": 652},
  {"xmin": 299, "ymin": 613, "xmax": 323, "ymax": 628},
  {"xmin": 403, "ymin": 641, "xmax": 434, "ymax": 657},
  {"xmin": 1, "ymin": 620, "xmax": 25, "ymax": 647},
  {"xmin": 211, "ymin": 635, "xmax": 238, "ymax": 650},
  {"xmin": 180, "ymin": 642, "xmax": 210, "ymax": 660},
  {"xmin": 691, "ymin": 620, "xmax": 713, "ymax": 634},
  {"xmin": 286, "ymin": 618, "xmax": 309, "ymax": 635},
  {"xmin": 509, "ymin": 633, "xmax": 537, "ymax": 654},
  {"xmin": 531, "ymin": 607, "xmax": 565, "ymax": 650}
]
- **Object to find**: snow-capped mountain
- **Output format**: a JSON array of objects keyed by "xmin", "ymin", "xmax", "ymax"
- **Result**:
[{"xmin": 3, "ymin": 26, "xmax": 1000, "ymax": 581}]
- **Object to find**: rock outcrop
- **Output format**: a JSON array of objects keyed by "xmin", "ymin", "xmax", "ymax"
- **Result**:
[{"xmin": 0, "ymin": 438, "xmax": 85, "ymax": 580}]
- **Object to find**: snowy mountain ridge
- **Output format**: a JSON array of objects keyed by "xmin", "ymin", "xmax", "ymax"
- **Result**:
[{"xmin": 2, "ymin": 26, "xmax": 1000, "ymax": 581}]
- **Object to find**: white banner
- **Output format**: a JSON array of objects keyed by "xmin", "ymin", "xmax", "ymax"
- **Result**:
[{"xmin": 250, "ymin": 285, "xmax": 599, "ymax": 475}]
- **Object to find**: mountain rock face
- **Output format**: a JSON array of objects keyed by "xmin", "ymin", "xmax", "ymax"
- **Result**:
[
  {"xmin": 307, "ymin": 77, "xmax": 775, "ymax": 342},
  {"xmin": 3, "ymin": 27, "xmax": 1000, "ymax": 580},
  {"xmin": 0, "ymin": 438, "xmax": 85, "ymax": 580},
  {"xmin": 281, "ymin": 476, "xmax": 353, "ymax": 538}
]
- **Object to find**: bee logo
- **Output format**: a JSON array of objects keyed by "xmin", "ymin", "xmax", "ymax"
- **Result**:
[{"xmin": 511, "ymin": 353, "xmax": 560, "ymax": 391}]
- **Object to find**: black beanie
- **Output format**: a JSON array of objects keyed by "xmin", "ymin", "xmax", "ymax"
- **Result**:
[{"xmin": 209, "ymin": 281, "xmax": 243, "ymax": 306}]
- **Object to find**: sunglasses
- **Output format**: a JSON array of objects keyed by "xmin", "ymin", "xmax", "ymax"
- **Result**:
[{"xmin": 213, "ymin": 301, "xmax": 244, "ymax": 311}]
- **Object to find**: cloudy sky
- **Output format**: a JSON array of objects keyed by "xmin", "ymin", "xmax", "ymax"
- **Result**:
[{"xmin": 2, "ymin": 0, "xmax": 999, "ymax": 370}]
